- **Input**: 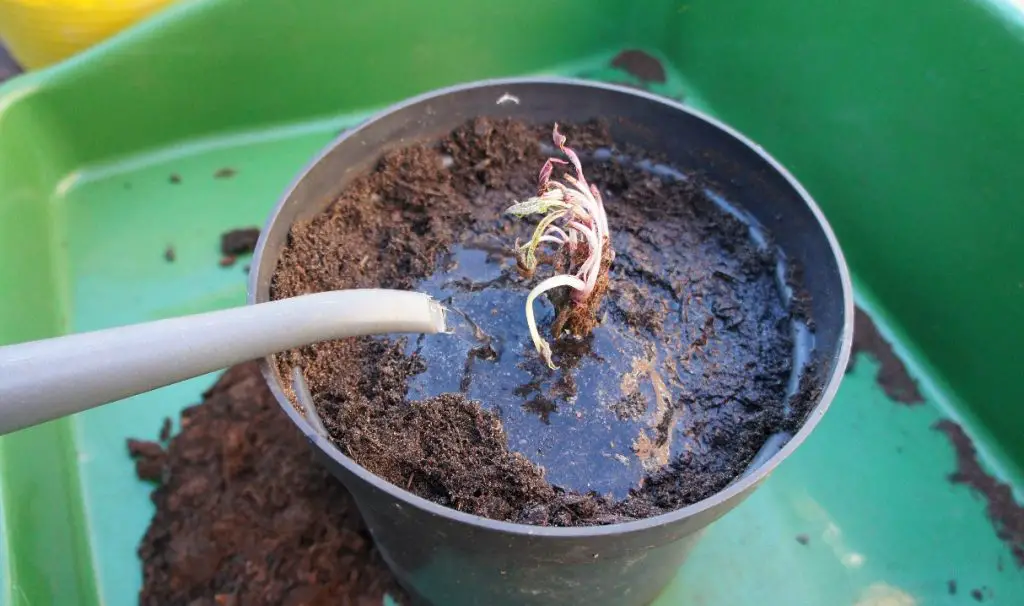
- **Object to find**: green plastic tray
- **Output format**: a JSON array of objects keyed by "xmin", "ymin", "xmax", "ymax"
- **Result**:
[{"xmin": 1, "ymin": 1, "xmax": 1022, "ymax": 604}]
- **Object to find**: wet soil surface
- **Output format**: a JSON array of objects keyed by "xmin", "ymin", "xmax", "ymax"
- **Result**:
[
  {"xmin": 846, "ymin": 306, "xmax": 924, "ymax": 405},
  {"xmin": 130, "ymin": 362, "xmax": 403, "ymax": 605},
  {"xmin": 271, "ymin": 118, "xmax": 817, "ymax": 525}
]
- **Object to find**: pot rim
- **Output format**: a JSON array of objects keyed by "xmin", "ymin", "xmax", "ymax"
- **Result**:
[{"xmin": 248, "ymin": 76, "xmax": 855, "ymax": 538}]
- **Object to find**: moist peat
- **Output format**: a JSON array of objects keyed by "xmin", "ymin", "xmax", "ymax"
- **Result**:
[
  {"xmin": 131, "ymin": 362, "xmax": 404, "ymax": 606},
  {"xmin": 270, "ymin": 118, "xmax": 815, "ymax": 526}
]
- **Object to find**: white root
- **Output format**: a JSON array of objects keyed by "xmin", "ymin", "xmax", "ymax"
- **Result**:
[{"xmin": 525, "ymin": 274, "xmax": 586, "ymax": 369}]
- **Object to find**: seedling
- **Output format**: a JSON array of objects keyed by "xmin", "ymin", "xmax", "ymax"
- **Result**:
[{"xmin": 506, "ymin": 124, "xmax": 614, "ymax": 368}]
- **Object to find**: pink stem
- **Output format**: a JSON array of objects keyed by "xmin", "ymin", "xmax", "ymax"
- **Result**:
[
  {"xmin": 552, "ymin": 124, "xmax": 588, "ymax": 190},
  {"xmin": 545, "ymin": 225, "xmax": 569, "ymax": 242},
  {"xmin": 569, "ymin": 220, "xmax": 601, "ymax": 295},
  {"xmin": 539, "ymin": 157, "xmax": 568, "ymax": 187}
]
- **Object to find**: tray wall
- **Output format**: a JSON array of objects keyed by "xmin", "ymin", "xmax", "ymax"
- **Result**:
[{"xmin": 0, "ymin": 0, "xmax": 1021, "ymax": 604}]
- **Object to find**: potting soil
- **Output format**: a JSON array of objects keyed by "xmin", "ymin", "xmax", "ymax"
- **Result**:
[{"xmin": 270, "ymin": 118, "xmax": 818, "ymax": 525}]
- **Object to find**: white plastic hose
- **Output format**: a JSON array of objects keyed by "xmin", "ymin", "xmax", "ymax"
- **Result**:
[{"xmin": 0, "ymin": 289, "xmax": 446, "ymax": 435}]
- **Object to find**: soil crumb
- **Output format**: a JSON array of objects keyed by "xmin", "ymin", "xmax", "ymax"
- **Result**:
[
  {"xmin": 169, "ymin": 173, "xmax": 182, "ymax": 184},
  {"xmin": 934, "ymin": 419, "xmax": 1024, "ymax": 568},
  {"xmin": 270, "ymin": 117, "xmax": 817, "ymax": 526},
  {"xmin": 127, "ymin": 439, "xmax": 165, "ymax": 482},
  {"xmin": 130, "ymin": 362, "xmax": 403, "ymax": 606},
  {"xmin": 846, "ymin": 306, "xmax": 924, "ymax": 405},
  {"xmin": 214, "ymin": 167, "xmax": 237, "ymax": 179},
  {"xmin": 611, "ymin": 49, "xmax": 667, "ymax": 83},
  {"xmin": 158, "ymin": 417, "xmax": 172, "ymax": 441},
  {"xmin": 218, "ymin": 255, "xmax": 236, "ymax": 268},
  {"xmin": 220, "ymin": 227, "xmax": 261, "ymax": 256}
]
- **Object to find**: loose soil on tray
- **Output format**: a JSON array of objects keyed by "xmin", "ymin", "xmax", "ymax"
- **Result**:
[
  {"xmin": 130, "ymin": 362, "xmax": 404, "ymax": 606},
  {"xmin": 610, "ymin": 49, "xmax": 667, "ymax": 83},
  {"xmin": 270, "ymin": 117, "xmax": 817, "ymax": 526},
  {"xmin": 221, "ymin": 227, "xmax": 261, "ymax": 256}
]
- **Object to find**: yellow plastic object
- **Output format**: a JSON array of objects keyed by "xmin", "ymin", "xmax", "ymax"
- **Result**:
[{"xmin": 0, "ymin": 0, "xmax": 177, "ymax": 69}]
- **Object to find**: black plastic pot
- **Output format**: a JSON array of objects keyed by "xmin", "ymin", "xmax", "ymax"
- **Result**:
[{"xmin": 249, "ymin": 79, "xmax": 853, "ymax": 606}]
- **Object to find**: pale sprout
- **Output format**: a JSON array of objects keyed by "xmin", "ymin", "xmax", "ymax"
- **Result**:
[{"xmin": 506, "ymin": 124, "xmax": 612, "ymax": 368}]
